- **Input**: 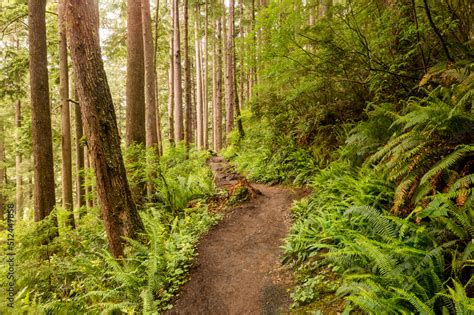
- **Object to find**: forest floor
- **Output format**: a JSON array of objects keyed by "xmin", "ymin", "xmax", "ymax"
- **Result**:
[{"xmin": 167, "ymin": 156, "xmax": 307, "ymax": 314}]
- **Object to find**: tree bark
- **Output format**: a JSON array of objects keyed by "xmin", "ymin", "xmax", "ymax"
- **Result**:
[
  {"xmin": 154, "ymin": 0, "xmax": 163, "ymax": 156},
  {"xmin": 195, "ymin": 4, "xmax": 204, "ymax": 149},
  {"xmin": 72, "ymin": 74, "xmax": 86, "ymax": 213},
  {"xmin": 173, "ymin": 0, "xmax": 184, "ymax": 142},
  {"xmin": 142, "ymin": 0, "xmax": 159, "ymax": 152},
  {"xmin": 142, "ymin": 0, "xmax": 159, "ymax": 198},
  {"xmin": 223, "ymin": 1, "xmax": 234, "ymax": 139},
  {"xmin": 84, "ymin": 147, "xmax": 94, "ymax": 209},
  {"xmin": 15, "ymin": 100, "xmax": 23, "ymax": 220},
  {"xmin": 203, "ymin": 0, "xmax": 209, "ymax": 149},
  {"xmin": 239, "ymin": 0, "xmax": 245, "ymax": 109},
  {"xmin": 168, "ymin": 30, "xmax": 175, "ymax": 145},
  {"xmin": 213, "ymin": 16, "xmax": 223, "ymax": 152},
  {"xmin": 59, "ymin": 1, "xmax": 75, "ymax": 228},
  {"xmin": 28, "ymin": 0, "xmax": 56, "ymax": 223},
  {"xmin": 65, "ymin": 0, "xmax": 145, "ymax": 258},
  {"xmin": 184, "ymin": 0, "xmax": 193, "ymax": 148},
  {"xmin": 126, "ymin": 0, "xmax": 146, "ymax": 147}
]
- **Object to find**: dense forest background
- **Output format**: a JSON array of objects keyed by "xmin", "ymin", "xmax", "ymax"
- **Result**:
[{"xmin": 0, "ymin": 0, "xmax": 473, "ymax": 313}]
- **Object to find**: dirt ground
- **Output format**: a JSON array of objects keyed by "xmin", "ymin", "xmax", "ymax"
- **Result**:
[{"xmin": 167, "ymin": 157, "xmax": 306, "ymax": 315}]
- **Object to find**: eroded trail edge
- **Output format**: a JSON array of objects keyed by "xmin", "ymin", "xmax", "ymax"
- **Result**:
[{"xmin": 168, "ymin": 157, "xmax": 307, "ymax": 315}]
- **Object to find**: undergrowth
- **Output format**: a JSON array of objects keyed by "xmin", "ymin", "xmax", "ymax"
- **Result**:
[
  {"xmin": 0, "ymin": 146, "xmax": 219, "ymax": 314},
  {"xmin": 226, "ymin": 71, "xmax": 474, "ymax": 313}
]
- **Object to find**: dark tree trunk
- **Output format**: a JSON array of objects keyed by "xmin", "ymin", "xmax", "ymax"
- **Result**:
[
  {"xmin": 65, "ymin": 0, "xmax": 145, "ymax": 258},
  {"xmin": 126, "ymin": 0, "xmax": 146, "ymax": 146},
  {"xmin": 28, "ymin": 0, "xmax": 57, "ymax": 223}
]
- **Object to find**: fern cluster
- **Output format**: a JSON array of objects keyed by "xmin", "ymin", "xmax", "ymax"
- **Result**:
[
  {"xmin": 283, "ymin": 73, "xmax": 474, "ymax": 313},
  {"xmin": 0, "ymin": 149, "xmax": 219, "ymax": 314}
]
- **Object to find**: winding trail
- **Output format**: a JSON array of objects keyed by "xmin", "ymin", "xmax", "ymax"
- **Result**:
[{"xmin": 168, "ymin": 157, "xmax": 307, "ymax": 315}]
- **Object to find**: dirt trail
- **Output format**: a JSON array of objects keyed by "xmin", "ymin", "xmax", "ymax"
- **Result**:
[{"xmin": 168, "ymin": 157, "xmax": 306, "ymax": 315}]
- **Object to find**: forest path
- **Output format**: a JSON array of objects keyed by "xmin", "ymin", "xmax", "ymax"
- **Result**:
[{"xmin": 167, "ymin": 156, "xmax": 307, "ymax": 315}]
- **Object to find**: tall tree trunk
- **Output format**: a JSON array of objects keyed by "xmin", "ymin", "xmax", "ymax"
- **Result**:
[
  {"xmin": 59, "ymin": 2, "xmax": 75, "ymax": 228},
  {"xmin": 71, "ymin": 74, "xmax": 85, "ymax": 214},
  {"xmin": 239, "ymin": 0, "xmax": 245, "ymax": 109},
  {"xmin": 142, "ymin": 0, "xmax": 159, "ymax": 198},
  {"xmin": 65, "ymin": 0, "xmax": 145, "ymax": 258},
  {"xmin": 231, "ymin": 0, "xmax": 244, "ymax": 140},
  {"xmin": 183, "ymin": 0, "xmax": 193, "ymax": 148},
  {"xmin": 202, "ymin": 0, "xmax": 209, "ymax": 149},
  {"xmin": 28, "ymin": 0, "xmax": 56, "ymax": 223},
  {"xmin": 213, "ymin": 16, "xmax": 223, "ymax": 152},
  {"xmin": 168, "ymin": 44, "xmax": 175, "ymax": 145},
  {"xmin": 15, "ymin": 100, "xmax": 23, "ymax": 220},
  {"xmin": 250, "ymin": 0, "xmax": 257, "ymax": 99},
  {"xmin": 195, "ymin": 4, "xmax": 204, "ymax": 149},
  {"xmin": 126, "ymin": 0, "xmax": 146, "ymax": 146},
  {"xmin": 142, "ymin": 0, "xmax": 159, "ymax": 152},
  {"xmin": 153, "ymin": 0, "xmax": 163, "ymax": 156},
  {"xmin": 224, "ymin": 1, "xmax": 234, "ymax": 139},
  {"xmin": 126, "ymin": 0, "xmax": 147, "ymax": 205},
  {"xmin": 173, "ymin": 0, "xmax": 184, "ymax": 142}
]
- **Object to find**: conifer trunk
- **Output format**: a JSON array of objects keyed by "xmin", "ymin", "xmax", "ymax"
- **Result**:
[
  {"xmin": 72, "ymin": 75, "xmax": 86, "ymax": 213},
  {"xmin": 195, "ymin": 4, "xmax": 204, "ymax": 149},
  {"xmin": 142, "ymin": 0, "xmax": 159, "ymax": 153},
  {"xmin": 184, "ymin": 0, "xmax": 193, "ymax": 148},
  {"xmin": 223, "ymin": 2, "xmax": 234, "ymax": 139},
  {"xmin": 15, "ymin": 100, "xmax": 23, "ymax": 220},
  {"xmin": 173, "ymin": 0, "xmax": 184, "ymax": 142},
  {"xmin": 213, "ymin": 17, "xmax": 223, "ymax": 152},
  {"xmin": 126, "ymin": 0, "xmax": 146, "ymax": 146},
  {"xmin": 203, "ymin": 0, "xmax": 209, "ymax": 149},
  {"xmin": 65, "ymin": 0, "xmax": 145, "ymax": 258},
  {"xmin": 28, "ymin": 0, "xmax": 56, "ymax": 223},
  {"xmin": 59, "ymin": 1, "xmax": 75, "ymax": 228}
]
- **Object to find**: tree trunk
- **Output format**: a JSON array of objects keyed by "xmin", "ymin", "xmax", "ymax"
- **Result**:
[
  {"xmin": 203, "ymin": 0, "xmax": 209, "ymax": 149},
  {"xmin": 168, "ymin": 28, "xmax": 175, "ymax": 146},
  {"xmin": 84, "ymin": 147, "xmax": 94, "ymax": 209},
  {"xmin": 142, "ymin": 0, "xmax": 159, "ymax": 152},
  {"xmin": 154, "ymin": 0, "xmax": 163, "ymax": 156},
  {"xmin": 72, "ymin": 75, "xmax": 86, "ymax": 214},
  {"xmin": 65, "ymin": 0, "xmax": 145, "ymax": 258},
  {"xmin": 213, "ymin": 17, "xmax": 223, "ymax": 152},
  {"xmin": 223, "ymin": 1, "xmax": 234, "ymax": 139},
  {"xmin": 195, "ymin": 4, "xmax": 204, "ymax": 149},
  {"xmin": 173, "ymin": 0, "xmax": 184, "ymax": 142},
  {"xmin": 126, "ymin": 0, "xmax": 146, "ymax": 146},
  {"xmin": 142, "ymin": 0, "xmax": 159, "ymax": 198},
  {"xmin": 59, "ymin": 1, "xmax": 75, "ymax": 228},
  {"xmin": 28, "ymin": 0, "xmax": 56, "ymax": 223},
  {"xmin": 126, "ymin": 0, "xmax": 147, "ymax": 205},
  {"xmin": 239, "ymin": 0, "xmax": 245, "ymax": 109},
  {"xmin": 15, "ymin": 100, "xmax": 23, "ymax": 220},
  {"xmin": 184, "ymin": 0, "xmax": 193, "ymax": 148},
  {"xmin": 232, "ymin": 0, "xmax": 244, "ymax": 140}
]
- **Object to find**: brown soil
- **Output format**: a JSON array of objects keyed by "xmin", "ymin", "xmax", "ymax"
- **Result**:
[{"xmin": 167, "ymin": 157, "xmax": 307, "ymax": 315}]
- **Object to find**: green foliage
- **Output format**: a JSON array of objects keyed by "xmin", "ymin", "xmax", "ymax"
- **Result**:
[
  {"xmin": 0, "ymin": 151, "xmax": 218, "ymax": 314},
  {"xmin": 222, "ymin": 111, "xmax": 320, "ymax": 185},
  {"xmin": 282, "ymin": 83, "xmax": 474, "ymax": 313}
]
